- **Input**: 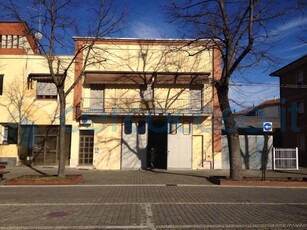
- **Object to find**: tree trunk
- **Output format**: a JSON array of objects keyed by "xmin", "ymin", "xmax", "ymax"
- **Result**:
[
  {"xmin": 57, "ymin": 86, "xmax": 66, "ymax": 178},
  {"xmin": 217, "ymin": 86, "xmax": 242, "ymax": 180},
  {"xmin": 17, "ymin": 122, "xmax": 22, "ymax": 163}
]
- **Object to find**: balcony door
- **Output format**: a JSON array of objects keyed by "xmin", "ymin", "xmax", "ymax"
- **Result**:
[{"xmin": 190, "ymin": 87, "xmax": 203, "ymax": 111}]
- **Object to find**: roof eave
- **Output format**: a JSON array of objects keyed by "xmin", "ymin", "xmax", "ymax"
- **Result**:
[{"xmin": 270, "ymin": 54, "xmax": 307, "ymax": 77}]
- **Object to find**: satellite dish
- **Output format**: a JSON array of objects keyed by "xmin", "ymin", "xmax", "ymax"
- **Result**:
[{"xmin": 35, "ymin": 32, "xmax": 43, "ymax": 40}]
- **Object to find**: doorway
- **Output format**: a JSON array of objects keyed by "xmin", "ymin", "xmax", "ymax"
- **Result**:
[
  {"xmin": 79, "ymin": 130, "xmax": 94, "ymax": 165},
  {"xmin": 147, "ymin": 119, "xmax": 167, "ymax": 169},
  {"xmin": 33, "ymin": 135, "xmax": 57, "ymax": 165}
]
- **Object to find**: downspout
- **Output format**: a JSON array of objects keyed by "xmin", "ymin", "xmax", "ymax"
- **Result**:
[{"xmin": 211, "ymin": 47, "xmax": 215, "ymax": 169}]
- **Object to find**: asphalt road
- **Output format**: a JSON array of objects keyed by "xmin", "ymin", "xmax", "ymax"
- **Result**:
[{"xmin": 0, "ymin": 185, "xmax": 307, "ymax": 229}]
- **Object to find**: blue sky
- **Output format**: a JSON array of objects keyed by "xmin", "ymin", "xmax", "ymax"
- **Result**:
[
  {"xmin": 123, "ymin": 0, "xmax": 306, "ymax": 111},
  {"xmin": 2, "ymin": 0, "xmax": 306, "ymax": 111}
]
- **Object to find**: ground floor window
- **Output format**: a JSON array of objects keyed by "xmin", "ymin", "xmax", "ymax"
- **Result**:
[
  {"xmin": 1, "ymin": 123, "xmax": 18, "ymax": 144},
  {"xmin": 20, "ymin": 125, "xmax": 71, "ymax": 165}
]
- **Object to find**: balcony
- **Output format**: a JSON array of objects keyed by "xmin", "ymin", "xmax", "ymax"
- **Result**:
[{"xmin": 76, "ymin": 97, "xmax": 213, "ymax": 118}]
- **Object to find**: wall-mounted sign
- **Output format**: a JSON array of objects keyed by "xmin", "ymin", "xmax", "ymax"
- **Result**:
[
  {"xmin": 263, "ymin": 122, "xmax": 273, "ymax": 132},
  {"xmin": 95, "ymin": 147, "xmax": 99, "ymax": 153}
]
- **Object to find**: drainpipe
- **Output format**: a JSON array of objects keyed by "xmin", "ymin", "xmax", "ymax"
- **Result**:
[{"xmin": 211, "ymin": 47, "xmax": 215, "ymax": 169}]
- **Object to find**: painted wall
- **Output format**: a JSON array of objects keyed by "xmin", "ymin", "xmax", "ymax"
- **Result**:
[
  {"xmin": 85, "ymin": 43, "xmax": 213, "ymax": 73},
  {"xmin": 221, "ymin": 135, "xmax": 273, "ymax": 169},
  {"xmin": 0, "ymin": 55, "xmax": 76, "ymax": 162},
  {"xmin": 73, "ymin": 39, "xmax": 222, "ymax": 170}
]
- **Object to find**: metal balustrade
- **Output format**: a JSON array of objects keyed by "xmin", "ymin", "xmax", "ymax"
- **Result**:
[{"xmin": 79, "ymin": 97, "xmax": 213, "ymax": 115}]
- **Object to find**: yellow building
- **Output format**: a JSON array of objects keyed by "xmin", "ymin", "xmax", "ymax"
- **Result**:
[
  {"xmin": 72, "ymin": 38, "xmax": 222, "ymax": 170},
  {"xmin": 0, "ymin": 22, "xmax": 75, "ymax": 166},
  {"xmin": 0, "ymin": 22, "xmax": 222, "ymax": 169}
]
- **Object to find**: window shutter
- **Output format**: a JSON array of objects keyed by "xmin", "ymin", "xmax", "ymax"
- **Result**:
[
  {"xmin": 37, "ymin": 81, "xmax": 57, "ymax": 96},
  {"xmin": 90, "ymin": 84, "xmax": 104, "ymax": 110}
]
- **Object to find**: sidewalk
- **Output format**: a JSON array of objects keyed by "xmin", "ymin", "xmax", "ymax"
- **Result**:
[{"xmin": 2, "ymin": 166, "xmax": 307, "ymax": 185}]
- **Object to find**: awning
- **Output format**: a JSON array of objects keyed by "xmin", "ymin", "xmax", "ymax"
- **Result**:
[
  {"xmin": 84, "ymin": 71, "xmax": 210, "ymax": 85},
  {"xmin": 27, "ymin": 73, "xmax": 64, "ymax": 88}
]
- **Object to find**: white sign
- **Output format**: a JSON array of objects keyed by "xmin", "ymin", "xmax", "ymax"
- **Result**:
[
  {"xmin": 263, "ymin": 122, "xmax": 273, "ymax": 132},
  {"xmin": 95, "ymin": 147, "xmax": 99, "ymax": 154}
]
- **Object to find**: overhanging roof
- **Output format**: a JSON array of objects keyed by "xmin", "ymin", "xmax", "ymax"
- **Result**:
[
  {"xmin": 270, "ymin": 55, "xmax": 307, "ymax": 77},
  {"xmin": 84, "ymin": 71, "xmax": 211, "ymax": 85}
]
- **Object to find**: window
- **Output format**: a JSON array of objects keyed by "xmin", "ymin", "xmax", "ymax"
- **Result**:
[
  {"xmin": 257, "ymin": 109, "xmax": 264, "ymax": 117},
  {"xmin": 0, "ymin": 75, "xmax": 3, "ymax": 95},
  {"xmin": 137, "ymin": 120, "xmax": 146, "ymax": 135},
  {"xmin": 5, "ymin": 35, "xmax": 8, "ymax": 48},
  {"xmin": 124, "ymin": 120, "xmax": 132, "ymax": 135},
  {"xmin": 90, "ymin": 84, "xmax": 104, "ymax": 111},
  {"xmin": 190, "ymin": 87, "xmax": 203, "ymax": 111},
  {"xmin": 1, "ymin": 124, "xmax": 18, "ymax": 144},
  {"xmin": 183, "ymin": 121, "xmax": 190, "ymax": 135},
  {"xmin": 296, "ymin": 71, "xmax": 304, "ymax": 86},
  {"xmin": 170, "ymin": 121, "xmax": 177, "ymax": 135},
  {"xmin": 36, "ymin": 80, "xmax": 57, "ymax": 99},
  {"xmin": 141, "ymin": 84, "xmax": 153, "ymax": 102},
  {"xmin": 297, "ymin": 101, "xmax": 304, "ymax": 118}
]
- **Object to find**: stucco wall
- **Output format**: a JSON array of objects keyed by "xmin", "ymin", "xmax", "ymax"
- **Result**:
[
  {"xmin": 0, "ymin": 55, "xmax": 75, "ymax": 160},
  {"xmin": 93, "ymin": 120, "xmax": 121, "ymax": 170},
  {"xmin": 85, "ymin": 43, "xmax": 213, "ymax": 73},
  {"xmin": 221, "ymin": 135, "xmax": 273, "ymax": 169}
]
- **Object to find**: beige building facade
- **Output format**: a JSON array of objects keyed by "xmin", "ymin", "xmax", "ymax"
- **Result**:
[{"xmin": 0, "ymin": 22, "xmax": 222, "ymax": 169}]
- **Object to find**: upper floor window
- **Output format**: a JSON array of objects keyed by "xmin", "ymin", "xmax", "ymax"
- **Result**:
[
  {"xmin": 36, "ymin": 80, "xmax": 57, "ymax": 99},
  {"xmin": 0, "ymin": 35, "xmax": 21, "ymax": 49},
  {"xmin": 257, "ymin": 109, "xmax": 264, "ymax": 117},
  {"xmin": 141, "ymin": 84, "xmax": 153, "ymax": 102},
  {"xmin": 190, "ymin": 87, "xmax": 203, "ymax": 111},
  {"xmin": 0, "ymin": 75, "xmax": 3, "ymax": 95},
  {"xmin": 296, "ymin": 71, "xmax": 304, "ymax": 86}
]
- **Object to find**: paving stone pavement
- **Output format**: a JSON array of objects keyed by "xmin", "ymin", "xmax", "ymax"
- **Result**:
[
  {"xmin": 0, "ymin": 167, "xmax": 307, "ymax": 229},
  {"xmin": 2, "ymin": 166, "xmax": 307, "ymax": 185}
]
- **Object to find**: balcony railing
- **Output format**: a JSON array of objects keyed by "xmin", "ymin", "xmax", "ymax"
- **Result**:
[{"xmin": 79, "ymin": 97, "xmax": 213, "ymax": 116}]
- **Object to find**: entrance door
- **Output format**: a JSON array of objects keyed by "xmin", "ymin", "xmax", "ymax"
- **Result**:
[
  {"xmin": 33, "ymin": 135, "xmax": 58, "ymax": 165},
  {"xmin": 45, "ymin": 136, "xmax": 57, "ymax": 165},
  {"xmin": 79, "ymin": 130, "xmax": 94, "ymax": 165},
  {"xmin": 121, "ymin": 119, "xmax": 147, "ymax": 170},
  {"xmin": 168, "ymin": 121, "xmax": 192, "ymax": 169},
  {"xmin": 148, "ymin": 119, "xmax": 167, "ymax": 169},
  {"xmin": 33, "ymin": 136, "xmax": 46, "ymax": 164}
]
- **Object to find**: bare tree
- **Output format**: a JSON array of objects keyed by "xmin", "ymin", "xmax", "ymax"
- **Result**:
[
  {"xmin": 166, "ymin": 0, "xmax": 294, "ymax": 180},
  {"xmin": 1, "ymin": 0, "xmax": 126, "ymax": 177}
]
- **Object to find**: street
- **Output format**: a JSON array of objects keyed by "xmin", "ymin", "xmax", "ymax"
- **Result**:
[{"xmin": 0, "ymin": 185, "xmax": 307, "ymax": 229}]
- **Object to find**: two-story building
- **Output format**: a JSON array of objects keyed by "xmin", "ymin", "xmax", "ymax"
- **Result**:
[
  {"xmin": 0, "ymin": 22, "xmax": 222, "ymax": 170},
  {"xmin": 270, "ymin": 55, "xmax": 307, "ymax": 166},
  {"xmin": 71, "ymin": 37, "xmax": 222, "ymax": 170}
]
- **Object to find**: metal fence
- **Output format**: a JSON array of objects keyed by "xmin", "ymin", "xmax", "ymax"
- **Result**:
[{"xmin": 272, "ymin": 147, "xmax": 299, "ymax": 170}]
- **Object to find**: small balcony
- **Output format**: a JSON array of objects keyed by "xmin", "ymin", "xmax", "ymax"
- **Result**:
[{"xmin": 76, "ymin": 97, "xmax": 213, "ymax": 118}]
